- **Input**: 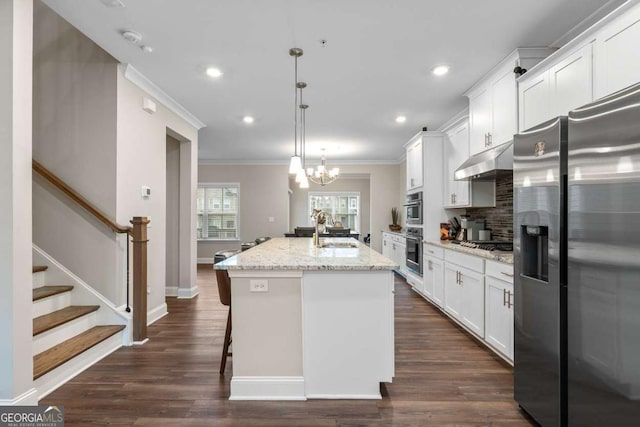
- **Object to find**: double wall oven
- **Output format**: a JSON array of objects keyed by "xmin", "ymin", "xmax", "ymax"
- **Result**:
[{"xmin": 404, "ymin": 192, "xmax": 423, "ymax": 276}]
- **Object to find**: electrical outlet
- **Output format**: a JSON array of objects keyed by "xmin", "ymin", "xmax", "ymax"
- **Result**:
[
  {"xmin": 250, "ymin": 279, "xmax": 269, "ymax": 292},
  {"xmin": 268, "ymin": 216, "xmax": 275, "ymax": 223}
]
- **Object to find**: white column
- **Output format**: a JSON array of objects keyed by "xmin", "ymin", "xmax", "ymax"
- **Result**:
[
  {"xmin": 178, "ymin": 138, "xmax": 198, "ymax": 298},
  {"xmin": 0, "ymin": 0, "xmax": 36, "ymax": 405}
]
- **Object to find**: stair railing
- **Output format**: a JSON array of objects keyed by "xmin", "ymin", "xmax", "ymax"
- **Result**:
[{"xmin": 32, "ymin": 159, "xmax": 149, "ymax": 342}]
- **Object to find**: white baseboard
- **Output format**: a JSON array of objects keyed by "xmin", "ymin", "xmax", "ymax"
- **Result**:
[
  {"xmin": 177, "ymin": 286, "xmax": 199, "ymax": 299},
  {"xmin": 0, "ymin": 388, "xmax": 38, "ymax": 406},
  {"xmin": 306, "ymin": 393, "xmax": 381, "ymax": 399},
  {"xmin": 229, "ymin": 376, "xmax": 306, "ymax": 401},
  {"xmin": 197, "ymin": 258, "xmax": 214, "ymax": 264},
  {"xmin": 165, "ymin": 286, "xmax": 178, "ymax": 297},
  {"xmin": 147, "ymin": 303, "xmax": 168, "ymax": 326}
]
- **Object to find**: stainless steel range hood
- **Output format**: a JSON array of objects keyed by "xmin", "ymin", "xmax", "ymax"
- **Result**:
[{"xmin": 454, "ymin": 141, "xmax": 513, "ymax": 180}]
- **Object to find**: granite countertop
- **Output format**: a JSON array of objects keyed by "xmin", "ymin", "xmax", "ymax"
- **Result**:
[
  {"xmin": 215, "ymin": 237, "xmax": 398, "ymax": 271},
  {"xmin": 424, "ymin": 240, "xmax": 514, "ymax": 264}
]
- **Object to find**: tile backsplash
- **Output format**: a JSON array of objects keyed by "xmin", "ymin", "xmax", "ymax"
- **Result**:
[{"xmin": 466, "ymin": 172, "xmax": 513, "ymax": 241}]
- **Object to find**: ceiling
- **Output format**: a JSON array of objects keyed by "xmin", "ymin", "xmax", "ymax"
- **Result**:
[{"xmin": 43, "ymin": 0, "xmax": 623, "ymax": 163}]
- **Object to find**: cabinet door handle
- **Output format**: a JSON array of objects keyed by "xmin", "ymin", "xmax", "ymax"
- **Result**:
[
  {"xmin": 508, "ymin": 290, "xmax": 513, "ymax": 309},
  {"xmin": 453, "ymin": 193, "xmax": 456, "ymax": 204},
  {"xmin": 500, "ymin": 271, "xmax": 514, "ymax": 278},
  {"xmin": 384, "ymin": 240, "xmax": 386, "ymax": 246},
  {"xmin": 503, "ymin": 288, "xmax": 507, "ymax": 306},
  {"xmin": 488, "ymin": 133, "xmax": 492, "ymax": 146},
  {"xmin": 455, "ymin": 271, "xmax": 459, "ymax": 284},
  {"xmin": 459, "ymin": 272, "xmax": 463, "ymax": 285},
  {"xmin": 484, "ymin": 133, "xmax": 488, "ymax": 147},
  {"xmin": 428, "ymin": 260, "xmax": 433, "ymax": 270}
]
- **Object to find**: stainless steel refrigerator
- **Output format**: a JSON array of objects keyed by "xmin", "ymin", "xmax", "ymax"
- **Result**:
[{"xmin": 514, "ymin": 82, "xmax": 640, "ymax": 426}]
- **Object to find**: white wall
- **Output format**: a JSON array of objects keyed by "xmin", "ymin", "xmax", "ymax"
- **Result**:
[
  {"xmin": 165, "ymin": 135, "xmax": 180, "ymax": 294},
  {"xmin": 32, "ymin": 1, "xmax": 122, "ymax": 303},
  {"xmin": 197, "ymin": 164, "xmax": 290, "ymax": 260},
  {"xmin": 0, "ymin": 0, "xmax": 35, "ymax": 404},
  {"xmin": 116, "ymin": 70, "xmax": 199, "ymax": 309},
  {"xmin": 289, "ymin": 176, "xmax": 371, "ymax": 239}
]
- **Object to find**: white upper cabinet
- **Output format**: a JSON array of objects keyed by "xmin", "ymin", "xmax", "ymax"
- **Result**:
[
  {"xmin": 594, "ymin": 3, "xmax": 640, "ymax": 99},
  {"xmin": 551, "ymin": 43, "xmax": 593, "ymax": 117},
  {"xmin": 519, "ymin": 70, "xmax": 551, "ymax": 131},
  {"xmin": 405, "ymin": 136, "xmax": 423, "ymax": 191},
  {"xmin": 443, "ymin": 119, "xmax": 470, "ymax": 207},
  {"xmin": 519, "ymin": 43, "xmax": 593, "ymax": 131},
  {"xmin": 518, "ymin": 2, "xmax": 640, "ymax": 129},
  {"xmin": 469, "ymin": 87, "xmax": 492, "ymax": 156},
  {"xmin": 466, "ymin": 49, "xmax": 552, "ymax": 156},
  {"xmin": 491, "ymin": 66, "xmax": 519, "ymax": 147}
]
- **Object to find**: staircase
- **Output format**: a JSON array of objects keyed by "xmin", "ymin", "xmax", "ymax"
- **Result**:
[{"xmin": 31, "ymin": 248, "xmax": 130, "ymax": 400}]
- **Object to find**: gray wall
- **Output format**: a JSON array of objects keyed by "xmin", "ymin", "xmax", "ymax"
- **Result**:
[
  {"xmin": 32, "ymin": 1, "xmax": 121, "ymax": 302},
  {"xmin": 0, "ymin": 0, "xmax": 34, "ymax": 403},
  {"xmin": 197, "ymin": 164, "xmax": 290, "ymax": 260},
  {"xmin": 165, "ymin": 135, "xmax": 180, "ymax": 290},
  {"xmin": 289, "ymin": 176, "xmax": 371, "ymax": 239}
]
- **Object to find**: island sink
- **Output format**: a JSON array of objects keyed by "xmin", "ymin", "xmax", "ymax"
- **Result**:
[{"xmin": 319, "ymin": 241, "xmax": 358, "ymax": 248}]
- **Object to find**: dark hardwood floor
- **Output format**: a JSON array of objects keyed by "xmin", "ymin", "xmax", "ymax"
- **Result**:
[{"xmin": 43, "ymin": 265, "xmax": 534, "ymax": 426}]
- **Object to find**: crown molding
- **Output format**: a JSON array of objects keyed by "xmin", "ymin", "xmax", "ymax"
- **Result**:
[
  {"xmin": 199, "ymin": 158, "xmax": 403, "ymax": 166},
  {"xmin": 121, "ymin": 64, "xmax": 206, "ymax": 130}
]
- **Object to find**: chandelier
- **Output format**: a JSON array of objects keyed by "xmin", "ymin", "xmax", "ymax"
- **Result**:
[
  {"xmin": 306, "ymin": 149, "xmax": 339, "ymax": 186},
  {"xmin": 287, "ymin": 47, "xmax": 339, "ymax": 188}
]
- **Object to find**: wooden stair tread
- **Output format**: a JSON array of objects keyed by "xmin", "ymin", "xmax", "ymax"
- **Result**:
[
  {"xmin": 33, "ymin": 305, "xmax": 100, "ymax": 336},
  {"xmin": 32, "ymin": 285, "xmax": 74, "ymax": 301},
  {"xmin": 33, "ymin": 265, "xmax": 48, "ymax": 273},
  {"xmin": 33, "ymin": 325, "xmax": 125, "ymax": 380}
]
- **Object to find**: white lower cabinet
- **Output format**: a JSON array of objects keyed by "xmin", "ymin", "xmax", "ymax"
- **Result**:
[
  {"xmin": 485, "ymin": 276, "xmax": 514, "ymax": 361},
  {"xmin": 382, "ymin": 232, "xmax": 406, "ymax": 277},
  {"xmin": 484, "ymin": 259, "xmax": 514, "ymax": 362},
  {"xmin": 423, "ymin": 255, "xmax": 444, "ymax": 308},
  {"xmin": 418, "ymin": 245, "xmax": 514, "ymax": 363},
  {"xmin": 444, "ymin": 250, "xmax": 485, "ymax": 338}
]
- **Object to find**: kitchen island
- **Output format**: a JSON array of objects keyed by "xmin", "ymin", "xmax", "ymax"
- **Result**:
[{"xmin": 215, "ymin": 237, "xmax": 397, "ymax": 400}]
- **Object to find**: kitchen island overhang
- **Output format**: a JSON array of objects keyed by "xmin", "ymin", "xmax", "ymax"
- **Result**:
[{"xmin": 215, "ymin": 237, "xmax": 398, "ymax": 400}]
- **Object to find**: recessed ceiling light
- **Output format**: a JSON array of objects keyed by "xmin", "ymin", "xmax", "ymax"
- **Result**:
[
  {"xmin": 121, "ymin": 30, "xmax": 142, "ymax": 44},
  {"xmin": 395, "ymin": 116, "xmax": 407, "ymax": 123},
  {"xmin": 206, "ymin": 67, "xmax": 223, "ymax": 78},
  {"xmin": 243, "ymin": 116, "xmax": 254, "ymax": 124},
  {"xmin": 432, "ymin": 65, "xmax": 450, "ymax": 76}
]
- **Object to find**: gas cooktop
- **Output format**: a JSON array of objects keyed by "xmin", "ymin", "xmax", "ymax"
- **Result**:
[{"xmin": 450, "ymin": 240, "xmax": 513, "ymax": 252}]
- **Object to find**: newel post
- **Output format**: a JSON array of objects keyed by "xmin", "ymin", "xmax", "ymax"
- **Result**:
[{"xmin": 131, "ymin": 216, "xmax": 150, "ymax": 342}]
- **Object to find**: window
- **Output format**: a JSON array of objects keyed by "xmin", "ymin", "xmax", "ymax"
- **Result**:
[
  {"xmin": 308, "ymin": 192, "xmax": 360, "ymax": 231},
  {"xmin": 197, "ymin": 183, "xmax": 239, "ymax": 240}
]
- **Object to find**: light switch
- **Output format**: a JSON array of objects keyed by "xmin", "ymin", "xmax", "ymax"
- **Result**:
[
  {"xmin": 268, "ymin": 216, "xmax": 275, "ymax": 223},
  {"xmin": 141, "ymin": 186, "xmax": 151, "ymax": 199}
]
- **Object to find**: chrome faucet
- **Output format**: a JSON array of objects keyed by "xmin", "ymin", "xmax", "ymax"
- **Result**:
[{"xmin": 312, "ymin": 209, "xmax": 333, "ymax": 247}]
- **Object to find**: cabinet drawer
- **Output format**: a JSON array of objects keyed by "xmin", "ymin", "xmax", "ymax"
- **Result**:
[
  {"xmin": 392, "ymin": 235, "xmax": 405, "ymax": 244},
  {"xmin": 423, "ymin": 243, "xmax": 444, "ymax": 260},
  {"xmin": 445, "ymin": 250, "xmax": 484, "ymax": 273},
  {"xmin": 486, "ymin": 260, "xmax": 514, "ymax": 283}
]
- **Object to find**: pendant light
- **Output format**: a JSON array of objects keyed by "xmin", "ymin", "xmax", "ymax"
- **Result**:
[
  {"xmin": 299, "ymin": 103, "xmax": 310, "ymax": 189},
  {"xmin": 288, "ymin": 48, "xmax": 303, "ymax": 174}
]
